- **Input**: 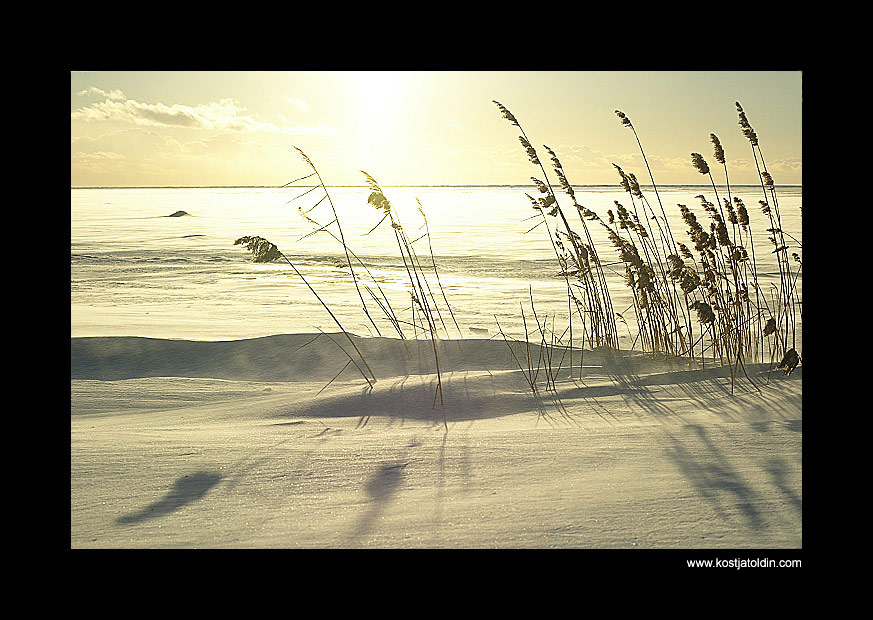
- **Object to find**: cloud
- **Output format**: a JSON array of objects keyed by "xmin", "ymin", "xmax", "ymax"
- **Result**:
[
  {"xmin": 71, "ymin": 92, "xmax": 334, "ymax": 136},
  {"xmin": 76, "ymin": 86, "xmax": 126, "ymax": 100},
  {"xmin": 71, "ymin": 97, "xmax": 246, "ymax": 129},
  {"xmin": 769, "ymin": 157, "xmax": 802, "ymax": 176},
  {"xmin": 72, "ymin": 150, "xmax": 126, "ymax": 162}
]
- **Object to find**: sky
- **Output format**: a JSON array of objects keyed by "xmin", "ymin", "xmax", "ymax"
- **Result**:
[{"xmin": 70, "ymin": 70, "xmax": 802, "ymax": 187}]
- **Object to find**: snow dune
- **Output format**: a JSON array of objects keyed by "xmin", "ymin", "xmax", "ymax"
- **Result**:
[{"xmin": 71, "ymin": 334, "xmax": 801, "ymax": 549}]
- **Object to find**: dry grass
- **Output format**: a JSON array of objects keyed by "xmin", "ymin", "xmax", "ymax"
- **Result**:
[
  {"xmin": 234, "ymin": 99, "xmax": 801, "ymax": 408},
  {"xmin": 495, "ymin": 288, "xmax": 568, "ymax": 395},
  {"xmin": 236, "ymin": 148, "xmax": 458, "ymax": 412},
  {"xmin": 494, "ymin": 100, "xmax": 620, "ymax": 376},
  {"xmin": 360, "ymin": 170, "xmax": 450, "ymax": 408},
  {"xmin": 233, "ymin": 235, "xmax": 377, "ymax": 388},
  {"xmin": 493, "ymin": 100, "xmax": 801, "ymax": 392}
]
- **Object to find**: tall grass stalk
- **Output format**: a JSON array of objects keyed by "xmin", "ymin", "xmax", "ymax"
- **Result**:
[
  {"xmin": 361, "ymin": 172, "xmax": 449, "ymax": 407},
  {"xmin": 495, "ymin": 289, "xmax": 567, "ymax": 395},
  {"xmin": 237, "ymin": 150, "xmax": 460, "ymax": 409},
  {"xmin": 418, "ymin": 199, "xmax": 464, "ymax": 339},
  {"xmin": 494, "ymin": 101, "xmax": 619, "ymax": 371},
  {"xmin": 290, "ymin": 147, "xmax": 383, "ymax": 338},
  {"xmin": 489, "ymin": 100, "xmax": 801, "ymax": 386},
  {"xmin": 737, "ymin": 102, "xmax": 800, "ymax": 365},
  {"xmin": 233, "ymin": 235, "xmax": 377, "ymax": 387},
  {"xmin": 615, "ymin": 110, "xmax": 679, "ymax": 256},
  {"xmin": 612, "ymin": 159, "xmax": 689, "ymax": 359}
]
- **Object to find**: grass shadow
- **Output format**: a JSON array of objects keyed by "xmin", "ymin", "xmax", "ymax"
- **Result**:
[
  {"xmin": 115, "ymin": 471, "xmax": 222, "ymax": 526},
  {"xmin": 665, "ymin": 425, "xmax": 764, "ymax": 530},
  {"xmin": 351, "ymin": 462, "xmax": 408, "ymax": 540}
]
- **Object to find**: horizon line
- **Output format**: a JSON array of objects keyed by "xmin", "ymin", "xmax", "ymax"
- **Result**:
[{"xmin": 71, "ymin": 183, "xmax": 803, "ymax": 190}]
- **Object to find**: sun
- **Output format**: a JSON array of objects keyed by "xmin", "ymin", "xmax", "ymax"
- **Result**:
[{"xmin": 348, "ymin": 71, "xmax": 410, "ymax": 163}]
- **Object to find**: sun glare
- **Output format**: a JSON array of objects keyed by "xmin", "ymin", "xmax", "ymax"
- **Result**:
[{"xmin": 349, "ymin": 71, "xmax": 409, "ymax": 165}]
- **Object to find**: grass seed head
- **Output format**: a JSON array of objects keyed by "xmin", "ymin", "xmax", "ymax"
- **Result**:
[
  {"xmin": 544, "ymin": 145, "xmax": 561, "ymax": 168},
  {"xmin": 493, "ymin": 100, "xmax": 519, "ymax": 127},
  {"xmin": 678, "ymin": 267, "xmax": 701, "ymax": 294},
  {"xmin": 368, "ymin": 191, "xmax": 391, "ymax": 214},
  {"xmin": 736, "ymin": 102, "xmax": 759, "ymax": 146},
  {"xmin": 627, "ymin": 173, "xmax": 643, "ymax": 198},
  {"xmin": 525, "ymin": 193, "xmax": 543, "ymax": 211},
  {"xmin": 546, "ymin": 146, "xmax": 575, "ymax": 198},
  {"xmin": 635, "ymin": 220, "xmax": 649, "ymax": 237},
  {"xmin": 725, "ymin": 198, "xmax": 738, "ymax": 224},
  {"xmin": 776, "ymin": 348, "xmax": 800, "ymax": 375},
  {"xmin": 580, "ymin": 206, "xmax": 599, "ymax": 221},
  {"xmin": 293, "ymin": 146, "xmax": 314, "ymax": 169},
  {"xmin": 531, "ymin": 177, "xmax": 548, "ymax": 194},
  {"xmin": 615, "ymin": 110, "xmax": 633, "ymax": 128},
  {"xmin": 710, "ymin": 133, "xmax": 725, "ymax": 164},
  {"xmin": 734, "ymin": 197, "xmax": 750, "ymax": 227},
  {"xmin": 678, "ymin": 243, "xmax": 693, "ymax": 259},
  {"xmin": 667, "ymin": 254, "xmax": 685, "ymax": 273},
  {"xmin": 731, "ymin": 246, "xmax": 749, "ymax": 262},
  {"xmin": 690, "ymin": 300, "xmax": 715, "ymax": 324},
  {"xmin": 613, "ymin": 164, "xmax": 631, "ymax": 193},
  {"xmin": 691, "ymin": 152, "xmax": 710, "ymax": 175},
  {"xmin": 519, "ymin": 136, "xmax": 540, "ymax": 165},
  {"xmin": 712, "ymin": 214, "xmax": 730, "ymax": 246},
  {"xmin": 614, "ymin": 201, "xmax": 631, "ymax": 226},
  {"xmin": 234, "ymin": 236, "xmax": 282, "ymax": 263}
]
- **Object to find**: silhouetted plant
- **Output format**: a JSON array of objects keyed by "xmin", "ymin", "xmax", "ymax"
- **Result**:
[
  {"xmin": 361, "ymin": 171, "xmax": 452, "ymax": 407},
  {"xmin": 491, "ymin": 100, "xmax": 801, "ymax": 386},
  {"xmin": 234, "ymin": 235, "xmax": 376, "ymax": 387},
  {"xmin": 494, "ymin": 100, "xmax": 619, "ymax": 380}
]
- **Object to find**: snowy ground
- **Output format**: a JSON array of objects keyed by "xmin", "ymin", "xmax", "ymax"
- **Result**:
[{"xmin": 71, "ymin": 335, "xmax": 801, "ymax": 549}]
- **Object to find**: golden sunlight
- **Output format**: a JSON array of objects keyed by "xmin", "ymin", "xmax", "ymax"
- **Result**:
[{"xmin": 348, "ymin": 71, "xmax": 410, "ymax": 163}]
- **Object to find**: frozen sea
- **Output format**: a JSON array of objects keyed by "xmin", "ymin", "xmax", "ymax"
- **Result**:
[{"xmin": 71, "ymin": 184, "xmax": 802, "ymax": 348}]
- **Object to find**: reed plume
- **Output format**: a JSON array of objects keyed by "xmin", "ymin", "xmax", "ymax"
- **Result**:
[
  {"xmin": 234, "ymin": 235, "xmax": 376, "ymax": 387},
  {"xmin": 289, "ymin": 146, "xmax": 384, "ymax": 337},
  {"xmin": 236, "ymin": 149, "xmax": 459, "ymax": 413},
  {"xmin": 490, "ymin": 99, "xmax": 800, "ymax": 388},
  {"xmin": 710, "ymin": 134, "xmax": 725, "ymax": 165},
  {"xmin": 736, "ymin": 101, "xmax": 800, "ymax": 364},
  {"xmin": 611, "ymin": 121, "xmax": 694, "ymax": 359},
  {"xmin": 361, "ymin": 171, "xmax": 449, "ymax": 408},
  {"xmin": 615, "ymin": 110, "xmax": 678, "ymax": 255},
  {"xmin": 691, "ymin": 153, "xmax": 710, "ymax": 176},
  {"xmin": 494, "ymin": 100, "xmax": 619, "ymax": 379}
]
